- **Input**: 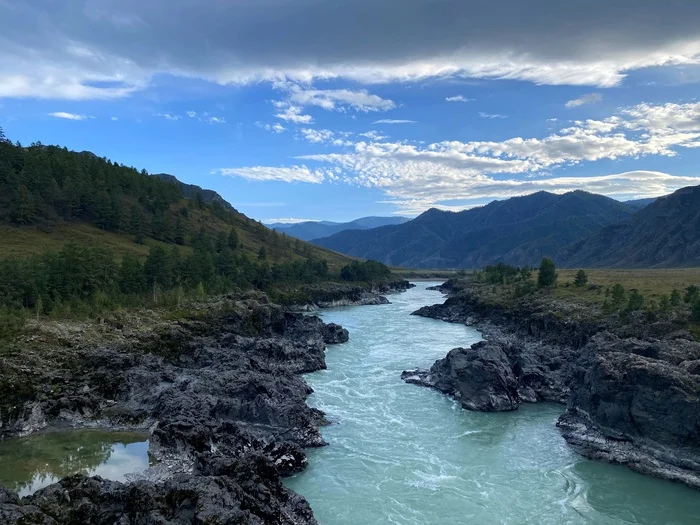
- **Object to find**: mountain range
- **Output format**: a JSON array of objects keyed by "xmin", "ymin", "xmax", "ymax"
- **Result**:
[
  {"xmin": 268, "ymin": 216, "xmax": 409, "ymax": 241},
  {"xmin": 558, "ymin": 185, "xmax": 700, "ymax": 268},
  {"xmin": 312, "ymin": 190, "xmax": 644, "ymax": 268}
]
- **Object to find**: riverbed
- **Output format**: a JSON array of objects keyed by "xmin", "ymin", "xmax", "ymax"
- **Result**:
[{"xmin": 286, "ymin": 282, "xmax": 700, "ymax": 525}]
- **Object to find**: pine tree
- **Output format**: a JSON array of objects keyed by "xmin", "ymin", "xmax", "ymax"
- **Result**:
[
  {"xmin": 574, "ymin": 269, "xmax": 588, "ymax": 287},
  {"xmin": 627, "ymin": 290, "xmax": 645, "ymax": 311},
  {"xmin": 611, "ymin": 284, "xmax": 626, "ymax": 308},
  {"xmin": 670, "ymin": 289, "xmax": 682, "ymax": 307},
  {"xmin": 174, "ymin": 217, "xmax": 186, "ymax": 245},
  {"xmin": 692, "ymin": 299, "xmax": 700, "ymax": 322},
  {"xmin": 228, "ymin": 228, "xmax": 239, "ymax": 250},
  {"xmin": 118, "ymin": 253, "xmax": 146, "ymax": 294},
  {"xmin": 258, "ymin": 246, "xmax": 267, "ymax": 261},
  {"xmin": 537, "ymin": 258, "xmax": 557, "ymax": 288},
  {"xmin": 11, "ymin": 185, "xmax": 36, "ymax": 224}
]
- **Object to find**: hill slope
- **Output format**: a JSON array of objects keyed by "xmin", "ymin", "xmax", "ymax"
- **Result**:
[
  {"xmin": 269, "ymin": 216, "xmax": 409, "ymax": 241},
  {"xmin": 0, "ymin": 138, "xmax": 350, "ymax": 269},
  {"xmin": 313, "ymin": 191, "xmax": 636, "ymax": 268},
  {"xmin": 557, "ymin": 185, "xmax": 700, "ymax": 268}
]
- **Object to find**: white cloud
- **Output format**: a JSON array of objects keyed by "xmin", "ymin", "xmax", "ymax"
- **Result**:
[
  {"xmin": 300, "ymin": 128, "xmax": 335, "ymax": 143},
  {"xmin": 275, "ymin": 104, "xmax": 313, "ymax": 124},
  {"xmin": 479, "ymin": 112, "xmax": 507, "ymax": 119},
  {"xmin": 446, "ymin": 95, "xmax": 473, "ymax": 103},
  {"xmin": 359, "ymin": 130, "xmax": 389, "ymax": 141},
  {"xmin": 219, "ymin": 165, "xmax": 328, "ymax": 183},
  {"xmin": 205, "ymin": 116, "xmax": 225, "ymax": 124},
  {"xmin": 110, "ymin": 116, "xmax": 119, "ymax": 121},
  {"xmin": 186, "ymin": 111, "xmax": 197, "ymax": 118},
  {"xmin": 48, "ymin": 112, "xmax": 91, "ymax": 120},
  {"xmin": 373, "ymin": 119, "xmax": 417, "ymax": 125},
  {"xmin": 263, "ymin": 122, "xmax": 287, "ymax": 134},
  {"xmin": 566, "ymin": 93, "xmax": 603, "ymax": 108},
  {"xmin": 288, "ymin": 87, "xmax": 395, "ymax": 112},
  {"xmin": 155, "ymin": 113, "xmax": 180, "ymax": 121},
  {"xmin": 264, "ymin": 218, "xmax": 320, "ymax": 224},
  {"xmin": 224, "ymin": 100, "xmax": 700, "ymax": 213}
]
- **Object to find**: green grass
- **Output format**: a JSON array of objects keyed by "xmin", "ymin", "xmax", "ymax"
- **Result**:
[{"xmin": 0, "ymin": 204, "xmax": 353, "ymax": 272}]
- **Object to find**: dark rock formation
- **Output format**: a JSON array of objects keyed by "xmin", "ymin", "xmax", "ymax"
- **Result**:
[
  {"xmin": 401, "ymin": 341, "xmax": 520, "ymax": 411},
  {"xmin": 289, "ymin": 280, "xmax": 412, "ymax": 310},
  {"xmin": 408, "ymin": 280, "xmax": 700, "ymax": 488},
  {"xmin": 0, "ymin": 295, "xmax": 349, "ymax": 523},
  {"xmin": 558, "ymin": 332, "xmax": 700, "ymax": 488}
]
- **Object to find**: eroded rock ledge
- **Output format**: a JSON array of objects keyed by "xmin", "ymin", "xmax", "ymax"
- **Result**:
[
  {"xmin": 405, "ymin": 280, "xmax": 700, "ymax": 489},
  {"xmin": 0, "ymin": 292, "xmax": 350, "ymax": 524}
]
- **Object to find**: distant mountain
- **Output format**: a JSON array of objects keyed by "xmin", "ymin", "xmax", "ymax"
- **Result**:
[
  {"xmin": 557, "ymin": 185, "xmax": 700, "ymax": 268},
  {"xmin": 312, "ymin": 191, "xmax": 637, "ymax": 269},
  {"xmin": 152, "ymin": 173, "xmax": 233, "ymax": 210},
  {"xmin": 269, "ymin": 216, "xmax": 409, "ymax": 241},
  {"xmin": 624, "ymin": 197, "xmax": 659, "ymax": 209}
]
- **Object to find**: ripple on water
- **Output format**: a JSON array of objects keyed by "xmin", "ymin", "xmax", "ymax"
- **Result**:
[{"xmin": 286, "ymin": 283, "xmax": 700, "ymax": 525}]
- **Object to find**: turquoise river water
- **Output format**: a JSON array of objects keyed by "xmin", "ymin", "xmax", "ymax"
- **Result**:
[{"xmin": 285, "ymin": 282, "xmax": 700, "ymax": 525}]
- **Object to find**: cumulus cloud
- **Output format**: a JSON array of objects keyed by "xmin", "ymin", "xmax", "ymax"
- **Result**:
[
  {"xmin": 263, "ymin": 123, "xmax": 287, "ymax": 134},
  {"xmin": 373, "ymin": 119, "xmax": 417, "ymax": 125},
  {"xmin": 48, "ymin": 112, "xmax": 92, "ymax": 120},
  {"xmin": 218, "ymin": 165, "xmax": 328, "ymax": 184},
  {"xmin": 6, "ymin": 1, "xmax": 700, "ymax": 99},
  {"xmin": 299, "ymin": 128, "xmax": 336, "ymax": 144},
  {"xmin": 226, "ymin": 101, "xmax": 700, "ymax": 213},
  {"xmin": 566, "ymin": 93, "xmax": 603, "ymax": 107},
  {"xmin": 288, "ymin": 87, "xmax": 395, "ymax": 112},
  {"xmin": 275, "ymin": 104, "xmax": 313, "ymax": 124},
  {"xmin": 446, "ymin": 95, "xmax": 473, "ymax": 103},
  {"xmin": 359, "ymin": 130, "xmax": 389, "ymax": 141}
]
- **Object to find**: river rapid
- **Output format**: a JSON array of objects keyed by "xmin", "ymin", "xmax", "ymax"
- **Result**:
[{"xmin": 286, "ymin": 282, "xmax": 700, "ymax": 525}]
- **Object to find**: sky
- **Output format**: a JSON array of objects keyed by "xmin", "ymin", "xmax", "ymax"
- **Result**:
[{"xmin": 3, "ymin": 1, "xmax": 700, "ymax": 223}]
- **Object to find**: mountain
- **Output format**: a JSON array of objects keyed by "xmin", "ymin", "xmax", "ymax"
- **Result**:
[
  {"xmin": 269, "ymin": 216, "xmax": 409, "ymax": 241},
  {"xmin": 0, "ymin": 139, "xmax": 350, "ymax": 269},
  {"xmin": 312, "ymin": 191, "xmax": 637, "ymax": 269},
  {"xmin": 624, "ymin": 197, "xmax": 659, "ymax": 209},
  {"xmin": 152, "ymin": 173, "xmax": 233, "ymax": 211},
  {"xmin": 557, "ymin": 185, "xmax": 700, "ymax": 268}
]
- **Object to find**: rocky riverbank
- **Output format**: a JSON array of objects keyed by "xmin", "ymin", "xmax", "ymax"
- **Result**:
[
  {"xmin": 405, "ymin": 279, "xmax": 700, "ymax": 489},
  {"xmin": 279, "ymin": 279, "xmax": 414, "ymax": 310},
  {"xmin": 0, "ymin": 291, "xmax": 350, "ymax": 523}
]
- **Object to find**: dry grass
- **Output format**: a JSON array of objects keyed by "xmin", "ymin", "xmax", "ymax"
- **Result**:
[{"xmin": 555, "ymin": 268, "xmax": 700, "ymax": 304}]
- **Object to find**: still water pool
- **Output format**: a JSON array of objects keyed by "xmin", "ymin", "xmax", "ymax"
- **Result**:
[
  {"xmin": 286, "ymin": 282, "xmax": 700, "ymax": 525},
  {"xmin": 0, "ymin": 430, "xmax": 149, "ymax": 497}
]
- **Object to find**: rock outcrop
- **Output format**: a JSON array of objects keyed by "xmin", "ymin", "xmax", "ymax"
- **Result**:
[
  {"xmin": 407, "ymin": 280, "xmax": 700, "ymax": 488},
  {"xmin": 0, "ymin": 294, "xmax": 350, "ymax": 523}
]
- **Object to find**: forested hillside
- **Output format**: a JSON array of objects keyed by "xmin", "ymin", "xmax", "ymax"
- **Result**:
[
  {"xmin": 557, "ymin": 184, "xmax": 700, "ymax": 268},
  {"xmin": 0, "ymin": 128, "xmax": 363, "ymax": 325}
]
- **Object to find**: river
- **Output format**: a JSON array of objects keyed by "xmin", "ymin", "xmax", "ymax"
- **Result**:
[{"xmin": 285, "ymin": 282, "xmax": 700, "ymax": 525}]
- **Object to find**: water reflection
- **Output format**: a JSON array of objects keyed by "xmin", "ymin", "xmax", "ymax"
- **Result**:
[{"xmin": 0, "ymin": 430, "xmax": 150, "ymax": 496}]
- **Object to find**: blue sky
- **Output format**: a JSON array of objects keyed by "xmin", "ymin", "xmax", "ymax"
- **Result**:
[{"xmin": 3, "ymin": 1, "xmax": 700, "ymax": 223}]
